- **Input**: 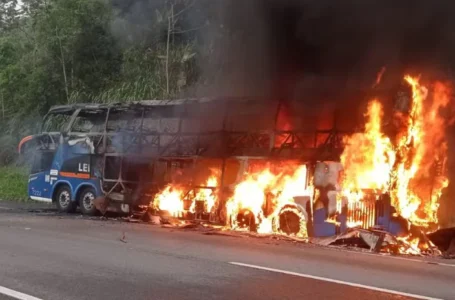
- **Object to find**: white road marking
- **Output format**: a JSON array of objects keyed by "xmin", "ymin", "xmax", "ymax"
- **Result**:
[
  {"xmin": 229, "ymin": 262, "xmax": 443, "ymax": 300},
  {"xmin": 0, "ymin": 285, "xmax": 43, "ymax": 300}
]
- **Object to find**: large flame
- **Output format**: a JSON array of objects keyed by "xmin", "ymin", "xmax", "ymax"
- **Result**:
[
  {"xmin": 391, "ymin": 75, "xmax": 450, "ymax": 225},
  {"xmin": 199, "ymin": 176, "xmax": 218, "ymax": 213},
  {"xmin": 152, "ymin": 173, "xmax": 219, "ymax": 217},
  {"xmin": 226, "ymin": 164, "xmax": 312, "ymax": 237},
  {"xmin": 341, "ymin": 74, "xmax": 451, "ymax": 230},
  {"xmin": 153, "ymin": 186, "xmax": 185, "ymax": 217},
  {"xmin": 341, "ymin": 100, "xmax": 395, "ymax": 193}
]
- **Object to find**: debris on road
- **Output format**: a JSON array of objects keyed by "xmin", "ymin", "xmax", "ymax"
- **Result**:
[
  {"xmin": 94, "ymin": 197, "xmax": 109, "ymax": 215},
  {"xmin": 119, "ymin": 231, "xmax": 127, "ymax": 243},
  {"xmin": 69, "ymin": 208, "xmax": 451, "ymax": 259},
  {"xmin": 310, "ymin": 227, "xmax": 445, "ymax": 256}
]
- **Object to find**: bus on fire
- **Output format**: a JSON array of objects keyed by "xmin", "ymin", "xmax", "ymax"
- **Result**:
[{"xmin": 18, "ymin": 98, "xmax": 395, "ymax": 239}]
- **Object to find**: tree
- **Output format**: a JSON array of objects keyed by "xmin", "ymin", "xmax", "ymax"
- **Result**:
[{"xmin": 0, "ymin": 0, "xmax": 206, "ymax": 164}]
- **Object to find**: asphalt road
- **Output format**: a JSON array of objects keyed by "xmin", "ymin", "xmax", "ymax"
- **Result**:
[{"xmin": 0, "ymin": 201, "xmax": 454, "ymax": 300}]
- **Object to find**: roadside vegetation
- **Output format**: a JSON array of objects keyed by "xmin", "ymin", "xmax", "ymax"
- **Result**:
[{"xmin": 0, "ymin": 166, "xmax": 29, "ymax": 201}]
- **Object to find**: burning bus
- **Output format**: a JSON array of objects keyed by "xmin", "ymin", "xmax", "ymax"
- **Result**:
[
  {"xmin": 17, "ymin": 75, "xmax": 453, "ymax": 249},
  {"xmin": 17, "ymin": 96, "xmax": 346, "ymax": 227}
]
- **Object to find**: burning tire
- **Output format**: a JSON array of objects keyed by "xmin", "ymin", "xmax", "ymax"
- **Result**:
[
  {"xmin": 231, "ymin": 209, "xmax": 257, "ymax": 232},
  {"xmin": 275, "ymin": 204, "xmax": 308, "ymax": 237}
]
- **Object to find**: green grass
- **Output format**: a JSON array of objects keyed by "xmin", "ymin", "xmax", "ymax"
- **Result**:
[{"xmin": 0, "ymin": 166, "xmax": 29, "ymax": 201}]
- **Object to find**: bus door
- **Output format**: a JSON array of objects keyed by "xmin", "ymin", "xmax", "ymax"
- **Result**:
[{"xmin": 29, "ymin": 150, "xmax": 55, "ymax": 202}]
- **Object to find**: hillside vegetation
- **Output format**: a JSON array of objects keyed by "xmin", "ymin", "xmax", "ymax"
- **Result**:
[{"xmin": 0, "ymin": 0, "xmax": 209, "ymax": 164}]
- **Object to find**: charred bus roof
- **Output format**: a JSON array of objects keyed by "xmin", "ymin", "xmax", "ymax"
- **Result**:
[{"xmin": 46, "ymin": 98, "xmax": 218, "ymax": 115}]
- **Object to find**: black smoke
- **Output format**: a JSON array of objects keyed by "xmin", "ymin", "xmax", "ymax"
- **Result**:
[
  {"xmin": 207, "ymin": 0, "xmax": 455, "ymax": 98},
  {"xmin": 112, "ymin": 0, "xmax": 455, "ymax": 97}
]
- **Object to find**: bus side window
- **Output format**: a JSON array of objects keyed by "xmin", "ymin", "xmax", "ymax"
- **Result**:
[
  {"xmin": 71, "ymin": 109, "xmax": 106, "ymax": 134},
  {"xmin": 31, "ymin": 151, "xmax": 55, "ymax": 174},
  {"xmin": 43, "ymin": 113, "xmax": 72, "ymax": 133}
]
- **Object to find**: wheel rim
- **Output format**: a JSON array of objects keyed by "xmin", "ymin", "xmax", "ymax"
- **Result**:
[
  {"xmin": 82, "ymin": 192, "xmax": 95, "ymax": 211},
  {"xmin": 59, "ymin": 190, "xmax": 71, "ymax": 208}
]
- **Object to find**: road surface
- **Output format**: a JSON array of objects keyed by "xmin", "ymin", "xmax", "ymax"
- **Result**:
[{"xmin": 0, "ymin": 201, "xmax": 454, "ymax": 300}]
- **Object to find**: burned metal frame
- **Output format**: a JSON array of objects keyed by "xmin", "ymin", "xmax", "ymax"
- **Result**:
[{"xmin": 41, "ymin": 99, "xmax": 353, "ymax": 211}]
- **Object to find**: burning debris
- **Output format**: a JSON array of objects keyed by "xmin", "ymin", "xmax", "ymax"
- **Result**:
[{"xmin": 312, "ymin": 227, "xmax": 441, "ymax": 256}]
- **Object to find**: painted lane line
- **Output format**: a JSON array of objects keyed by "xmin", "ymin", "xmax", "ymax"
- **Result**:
[
  {"xmin": 0, "ymin": 286, "xmax": 43, "ymax": 300},
  {"xmin": 229, "ymin": 262, "xmax": 443, "ymax": 300}
]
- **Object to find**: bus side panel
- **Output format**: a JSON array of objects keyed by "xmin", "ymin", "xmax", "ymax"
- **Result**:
[
  {"xmin": 29, "ymin": 173, "xmax": 52, "ymax": 202},
  {"xmin": 49, "ymin": 140, "xmax": 102, "ymax": 202},
  {"xmin": 28, "ymin": 151, "xmax": 55, "ymax": 202}
]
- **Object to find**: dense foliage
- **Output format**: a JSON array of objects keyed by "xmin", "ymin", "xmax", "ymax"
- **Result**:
[
  {"xmin": 0, "ymin": 165, "xmax": 28, "ymax": 200},
  {"xmin": 0, "ymin": 0, "xmax": 202, "ymax": 164}
]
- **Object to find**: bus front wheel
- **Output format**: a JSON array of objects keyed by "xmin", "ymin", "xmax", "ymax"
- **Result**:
[
  {"xmin": 55, "ymin": 186, "xmax": 76, "ymax": 213},
  {"xmin": 78, "ymin": 187, "xmax": 97, "ymax": 216}
]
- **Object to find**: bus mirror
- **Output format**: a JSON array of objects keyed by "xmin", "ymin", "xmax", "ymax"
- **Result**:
[{"xmin": 18, "ymin": 135, "xmax": 35, "ymax": 154}]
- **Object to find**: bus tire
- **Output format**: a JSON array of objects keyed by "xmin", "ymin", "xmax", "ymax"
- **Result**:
[
  {"xmin": 78, "ymin": 187, "xmax": 97, "ymax": 216},
  {"xmin": 55, "ymin": 185, "xmax": 76, "ymax": 213}
]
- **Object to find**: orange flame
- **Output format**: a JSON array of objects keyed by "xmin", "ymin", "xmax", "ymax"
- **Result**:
[
  {"xmin": 341, "ymin": 100, "xmax": 395, "ymax": 193},
  {"xmin": 152, "ymin": 172, "xmax": 219, "ymax": 217},
  {"xmin": 153, "ymin": 186, "xmax": 185, "ymax": 217},
  {"xmin": 391, "ymin": 75, "xmax": 450, "ymax": 225},
  {"xmin": 341, "ymin": 74, "xmax": 451, "ymax": 234},
  {"xmin": 226, "ymin": 164, "xmax": 311, "ymax": 237},
  {"xmin": 199, "ymin": 176, "xmax": 218, "ymax": 213}
]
